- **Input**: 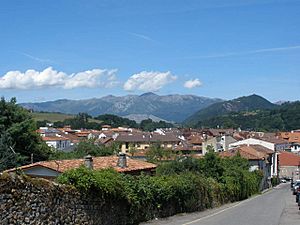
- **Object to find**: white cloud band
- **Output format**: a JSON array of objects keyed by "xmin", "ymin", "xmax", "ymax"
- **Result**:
[
  {"xmin": 184, "ymin": 78, "xmax": 202, "ymax": 89},
  {"xmin": 123, "ymin": 71, "xmax": 177, "ymax": 92},
  {"xmin": 0, "ymin": 67, "xmax": 118, "ymax": 89}
]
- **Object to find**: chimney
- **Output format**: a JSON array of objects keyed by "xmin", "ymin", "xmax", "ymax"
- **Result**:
[
  {"xmin": 84, "ymin": 155, "xmax": 93, "ymax": 169},
  {"xmin": 117, "ymin": 152, "xmax": 127, "ymax": 168}
]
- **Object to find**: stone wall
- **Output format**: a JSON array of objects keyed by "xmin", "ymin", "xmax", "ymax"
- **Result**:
[{"xmin": 0, "ymin": 173, "xmax": 130, "ymax": 225}]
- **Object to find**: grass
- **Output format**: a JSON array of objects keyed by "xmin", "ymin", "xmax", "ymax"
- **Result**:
[
  {"xmin": 31, "ymin": 112, "xmax": 102, "ymax": 123},
  {"xmin": 32, "ymin": 112, "xmax": 75, "ymax": 122}
]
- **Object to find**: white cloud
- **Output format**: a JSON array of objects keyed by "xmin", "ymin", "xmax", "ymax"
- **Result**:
[
  {"xmin": 184, "ymin": 78, "xmax": 202, "ymax": 89},
  {"xmin": 0, "ymin": 67, "xmax": 118, "ymax": 89},
  {"xmin": 124, "ymin": 71, "xmax": 177, "ymax": 92}
]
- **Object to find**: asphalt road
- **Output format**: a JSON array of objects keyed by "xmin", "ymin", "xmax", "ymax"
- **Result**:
[{"xmin": 142, "ymin": 183, "xmax": 300, "ymax": 225}]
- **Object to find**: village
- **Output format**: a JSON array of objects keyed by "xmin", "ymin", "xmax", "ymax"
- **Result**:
[{"xmin": 11, "ymin": 124, "xmax": 300, "ymax": 186}]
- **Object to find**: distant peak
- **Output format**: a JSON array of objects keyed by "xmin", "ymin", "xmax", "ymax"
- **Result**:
[
  {"xmin": 139, "ymin": 92, "xmax": 158, "ymax": 97},
  {"xmin": 236, "ymin": 94, "xmax": 265, "ymax": 100}
]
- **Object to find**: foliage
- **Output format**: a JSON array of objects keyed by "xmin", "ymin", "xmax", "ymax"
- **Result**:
[
  {"xmin": 36, "ymin": 120, "xmax": 51, "ymax": 128},
  {"xmin": 94, "ymin": 114, "xmax": 137, "ymax": 128},
  {"xmin": 50, "ymin": 139, "xmax": 118, "ymax": 160},
  {"xmin": 57, "ymin": 166, "xmax": 125, "ymax": 198},
  {"xmin": 53, "ymin": 112, "xmax": 101, "ymax": 130},
  {"xmin": 32, "ymin": 112, "xmax": 74, "ymax": 122},
  {"xmin": 57, "ymin": 150, "xmax": 263, "ymax": 224},
  {"xmin": 0, "ymin": 132, "xmax": 25, "ymax": 171},
  {"xmin": 193, "ymin": 101, "xmax": 300, "ymax": 131},
  {"xmin": 0, "ymin": 97, "xmax": 51, "ymax": 170},
  {"xmin": 139, "ymin": 119, "xmax": 173, "ymax": 131},
  {"xmin": 128, "ymin": 143, "xmax": 137, "ymax": 157},
  {"xmin": 271, "ymin": 176, "xmax": 280, "ymax": 187},
  {"xmin": 186, "ymin": 94, "xmax": 276, "ymax": 126},
  {"xmin": 145, "ymin": 143, "xmax": 165, "ymax": 162},
  {"xmin": 201, "ymin": 147, "xmax": 224, "ymax": 181},
  {"xmin": 156, "ymin": 157, "xmax": 201, "ymax": 176}
]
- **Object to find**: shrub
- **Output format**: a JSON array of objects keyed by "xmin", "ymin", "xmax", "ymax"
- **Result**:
[{"xmin": 56, "ymin": 154, "xmax": 263, "ymax": 224}]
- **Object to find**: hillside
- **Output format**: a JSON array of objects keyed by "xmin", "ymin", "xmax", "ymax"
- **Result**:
[
  {"xmin": 31, "ymin": 112, "xmax": 103, "ymax": 124},
  {"xmin": 32, "ymin": 112, "xmax": 75, "ymax": 122},
  {"xmin": 122, "ymin": 114, "xmax": 170, "ymax": 123},
  {"xmin": 185, "ymin": 94, "xmax": 277, "ymax": 126},
  {"xmin": 21, "ymin": 93, "xmax": 222, "ymax": 122},
  {"xmin": 192, "ymin": 101, "xmax": 300, "ymax": 131}
]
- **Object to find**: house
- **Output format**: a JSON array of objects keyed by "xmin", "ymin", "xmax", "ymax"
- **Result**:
[
  {"xmin": 229, "ymin": 136, "xmax": 290, "ymax": 177},
  {"xmin": 291, "ymin": 143, "xmax": 300, "ymax": 154},
  {"xmin": 173, "ymin": 140, "xmax": 202, "ymax": 156},
  {"xmin": 38, "ymin": 127, "xmax": 79, "ymax": 150},
  {"xmin": 202, "ymin": 135, "xmax": 237, "ymax": 154},
  {"xmin": 75, "ymin": 131, "xmax": 91, "ymax": 139},
  {"xmin": 115, "ymin": 132, "xmax": 181, "ymax": 153},
  {"xmin": 101, "ymin": 125, "xmax": 112, "ymax": 131},
  {"xmin": 37, "ymin": 127, "xmax": 60, "ymax": 137},
  {"xmin": 278, "ymin": 151, "xmax": 300, "ymax": 180},
  {"xmin": 95, "ymin": 137, "xmax": 114, "ymax": 147},
  {"xmin": 280, "ymin": 132, "xmax": 300, "ymax": 154},
  {"xmin": 42, "ymin": 136, "xmax": 71, "ymax": 151},
  {"xmin": 219, "ymin": 144, "xmax": 273, "ymax": 190},
  {"xmin": 5, "ymin": 155, "xmax": 157, "ymax": 179},
  {"xmin": 207, "ymin": 128, "xmax": 235, "ymax": 137}
]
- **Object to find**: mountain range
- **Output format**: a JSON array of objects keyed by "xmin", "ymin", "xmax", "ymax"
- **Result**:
[
  {"xmin": 21, "ymin": 92, "xmax": 223, "ymax": 122},
  {"xmin": 185, "ymin": 94, "xmax": 277, "ymax": 126}
]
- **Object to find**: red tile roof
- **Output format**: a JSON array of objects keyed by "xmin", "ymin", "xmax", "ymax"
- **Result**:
[
  {"xmin": 6, "ymin": 156, "xmax": 157, "ymax": 174},
  {"xmin": 187, "ymin": 135, "xmax": 204, "ymax": 145},
  {"xmin": 280, "ymin": 132, "xmax": 300, "ymax": 143},
  {"xmin": 219, "ymin": 145, "xmax": 273, "ymax": 160},
  {"xmin": 278, "ymin": 151, "xmax": 300, "ymax": 166},
  {"xmin": 42, "ymin": 136, "xmax": 69, "ymax": 141}
]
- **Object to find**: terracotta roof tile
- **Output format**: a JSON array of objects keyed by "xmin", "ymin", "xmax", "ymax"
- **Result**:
[
  {"xmin": 278, "ymin": 151, "xmax": 300, "ymax": 166},
  {"xmin": 6, "ymin": 156, "xmax": 157, "ymax": 174},
  {"xmin": 219, "ymin": 145, "xmax": 273, "ymax": 160},
  {"xmin": 42, "ymin": 136, "xmax": 69, "ymax": 141}
]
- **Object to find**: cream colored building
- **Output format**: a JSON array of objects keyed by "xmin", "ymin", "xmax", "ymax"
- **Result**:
[{"xmin": 115, "ymin": 133, "xmax": 180, "ymax": 153}]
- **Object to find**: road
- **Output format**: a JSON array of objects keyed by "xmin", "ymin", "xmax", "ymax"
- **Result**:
[{"xmin": 142, "ymin": 183, "xmax": 300, "ymax": 225}]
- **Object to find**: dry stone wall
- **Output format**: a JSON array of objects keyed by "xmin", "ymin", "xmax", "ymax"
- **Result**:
[{"xmin": 0, "ymin": 173, "xmax": 130, "ymax": 225}]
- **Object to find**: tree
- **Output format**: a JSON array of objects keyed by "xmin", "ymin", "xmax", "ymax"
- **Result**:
[
  {"xmin": 94, "ymin": 114, "xmax": 137, "ymax": 128},
  {"xmin": 146, "ymin": 143, "xmax": 165, "ymax": 162},
  {"xmin": 0, "ymin": 132, "xmax": 24, "ymax": 171},
  {"xmin": 128, "ymin": 143, "xmax": 137, "ymax": 157},
  {"xmin": 50, "ymin": 139, "xmax": 118, "ymax": 160},
  {"xmin": 62, "ymin": 112, "xmax": 98, "ymax": 129},
  {"xmin": 0, "ymin": 97, "xmax": 51, "ymax": 170},
  {"xmin": 140, "ymin": 119, "xmax": 173, "ymax": 131},
  {"xmin": 201, "ymin": 146, "xmax": 224, "ymax": 180}
]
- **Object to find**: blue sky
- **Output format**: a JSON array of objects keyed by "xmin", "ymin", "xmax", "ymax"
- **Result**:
[{"xmin": 0, "ymin": 0, "xmax": 299, "ymax": 103}]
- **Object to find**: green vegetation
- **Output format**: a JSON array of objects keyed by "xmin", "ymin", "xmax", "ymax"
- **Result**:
[
  {"xmin": 50, "ymin": 139, "xmax": 119, "ymax": 160},
  {"xmin": 145, "ymin": 143, "xmax": 175, "ymax": 162},
  {"xmin": 57, "ymin": 150, "xmax": 262, "ymax": 224},
  {"xmin": 185, "ymin": 94, "xmax": 276, "ymax": 126},
  {"xmin": 32, "ymin": 112, "xmax": 75, "ymax": 122},
  {"xmin": 193, "ymin": 101, "xmax": 300, "ymax": 131},
  {"xmin": 139, "ymin": 118, "xmax": 174, "ymax": 131},
  {"xmin": 33, "ymin": 111, "xmax": 174, "ymax": 131},
  {"xmin": 94, "ymin": 114, "xmax": 138, "ymax": 128},
  {"xmin": 35, "ymin": 112, "xmax": 103, "ymax": 129},
  {"xmin": 53, "ymin": 113, "xmax": 103, "ymax": 129},
  {"xmin": 0, "ymin": 97, "xmax": 51, "ymax": 171}
]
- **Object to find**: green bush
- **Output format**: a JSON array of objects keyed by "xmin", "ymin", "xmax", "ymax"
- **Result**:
[
  {"xmin": 271, "ymin": 176, "xmax": 280, "ymax": 187},
  {"xmin": 56, "ymin": 152, "xmax": 263, "ymax": 224}
]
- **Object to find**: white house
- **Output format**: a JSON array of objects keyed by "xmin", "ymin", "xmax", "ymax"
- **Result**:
[
  {"xmin": 42, "ymin": 135, "xmax": 71, "ymax": 151},
  {"xmin": 291, "ymin": 143, "xmax": 300, "ymax": 154},
  {"xmin": 229, "ymin": 137, "xmax": 289, "ymax": 177}
]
